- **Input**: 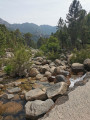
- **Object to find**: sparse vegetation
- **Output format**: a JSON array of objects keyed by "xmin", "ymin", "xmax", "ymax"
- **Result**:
[
  {"xmin": 70, "ymin": 48, "xmax": 90, "ymax": 64},
  {"xmin": 34, "ymin": 50, "xmax": 44, "ymax": 57},
  {"xmin": 4, "ymin": 47, "xmax": 32, "ymax": 77}
]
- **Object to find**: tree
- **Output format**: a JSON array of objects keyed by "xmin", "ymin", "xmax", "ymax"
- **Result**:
[
  {"xmin": 24, "ymin": 32, "xmax": 32, "ymax": 47},
  {"xmin": 66, "ymin": 0, "xmax": 83, "ymax": 47},
  {"xmin": 66, "ymin": 0, "xmax": 82, "ymax": 24},
  {"xmin": 57, "ymin": 17, "xmax": 64, "ymax": 30}
]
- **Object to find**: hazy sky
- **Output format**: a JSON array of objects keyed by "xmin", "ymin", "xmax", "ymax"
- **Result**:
[{"xmin": 0, "ymin": 0, "xmax": 90, "ymax": 26}]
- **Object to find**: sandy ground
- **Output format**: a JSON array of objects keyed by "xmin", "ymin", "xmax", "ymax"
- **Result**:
[{"xmin": 39, "ymin": 79, "xmax": 90, "ymax": 120}]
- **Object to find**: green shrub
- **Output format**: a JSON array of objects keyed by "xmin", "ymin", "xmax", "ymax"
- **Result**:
[
  {"xmin": 4, "ymin": 65, "xmax": 12, "ymax": 75},
  {"xmin": 70, "ymin": 48, "xmax": 90, "ymax": 64},
  {"xmin": 34, "ymin": 51, "xmax": 44, "ymax": 57},
  {"xmin": 47, "ymin": 51, "xmax": 60, "ymax": 61},
  {"xmin": 4, "ymin": 47, "xmax": 32, "ymax": 77}
]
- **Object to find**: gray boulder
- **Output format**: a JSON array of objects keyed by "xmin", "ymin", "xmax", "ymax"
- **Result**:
[
  {"xmin": 84, "ymin": 59, "xmax": 90, "ymax": 71},
  {"xmin": 5, "ymin": 94, "xmax": 14, "ymax": 99},
  {"xmin": 71, "ymin": 63, "xmax": 84, "ymax": 73},
  {"xmin": 46, "ymin": 82, "xmax": 68, "ymax": 99},
  {"xmin": 55, "ymin": 75, "xmax": 67, "ymax": 83},
  {"xmin": 25, "ymin": 99, "xmax": 54, "ymax": 119},
  {"xmin": 60, "ymin": 70, "xmax": 69, "ymax": 77},
  {"xmin": 7, "ymin": 87, "xmax": 21, "ymax": 93},
  {"xmin": 25, "ymin": 88, "xmax": 47, "ymax": 101}
]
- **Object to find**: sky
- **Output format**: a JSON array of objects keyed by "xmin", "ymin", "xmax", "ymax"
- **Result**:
[{"xmin": 0, "ymin": 0, "xmax": 90, "ymax": 26}]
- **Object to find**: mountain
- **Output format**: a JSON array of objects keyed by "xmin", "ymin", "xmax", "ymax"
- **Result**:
[
  {"xmin": 0, "ymin": 18, "xmax": 57, "ymax": 41},
  {"xmin": 0, "ymin": 18, "xmax": 10, "ymax": 28}
]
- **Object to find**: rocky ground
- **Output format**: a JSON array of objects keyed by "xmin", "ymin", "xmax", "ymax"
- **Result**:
[
  {"xmin": 39, "ymin": 77, "xmax": 90, "ymax": 120},
  {"xmin": 0, "ymin": 49, "xmax": 90, "ymax": 120}
]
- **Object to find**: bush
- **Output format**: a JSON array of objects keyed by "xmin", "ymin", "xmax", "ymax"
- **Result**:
[
  {"xmin": 70, "ymin": 48, "xmax": 90, "ymax": 64},
  {"xmin": 34, "ymin": 51, "xmax": 44, "ymax": 57},
  {"xmin": 47, "ymin": 51, "xmax": 60, "ymax": 61},
  {"xmin": 4, "ymin": 65, "xmax": 12, "ymax": 75},
  {"xmin": 4, "ymin": 47, "xmax": 32, "ymax": 77}
]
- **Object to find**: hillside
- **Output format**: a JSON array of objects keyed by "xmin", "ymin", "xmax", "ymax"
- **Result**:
[{"xmin": 0, "ymin": 18, "xmax": 56, "ymax": 41}]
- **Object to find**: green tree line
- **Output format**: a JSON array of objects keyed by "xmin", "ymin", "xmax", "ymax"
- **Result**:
[{"xmin": 37, "ymin": 0, "xmax": 90, "ymax": 51}]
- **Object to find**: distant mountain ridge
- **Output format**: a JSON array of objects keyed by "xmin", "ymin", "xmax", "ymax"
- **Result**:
[{"xmin": 0, "ymin": 18, "xmax": 57, "ymax": 41}]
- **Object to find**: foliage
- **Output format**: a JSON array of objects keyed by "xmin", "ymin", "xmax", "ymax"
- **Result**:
[
  {"xmin": 34, "ymin": 50, "xmax": 44, "ymax": 57},
  {"xmin": 4, "ymin": 65, "xmax": 12, "ymax": 75},
  {"xmin": 4, "ymin": 47, "xmax": 32, "ymax": 77},
  {"xmin": 47, "ymin": 51, "xmax": 60, "ymax": 61},
  {"xmin": 70, "ymin": 48, "xmax": 90, "ymax": 64},
  {"xmin": 66, "ymin": 0, "xmax": 82, "ymax": 23},
  {"xmin": 40, "ymin": 36, "xmax": 60, "ymax": 53},
  {"xmin": 0, "ymin": 24, "xmax": 36, "ymax": 58},
  {"xmin": 37, "ymin": 37, "xmax": 48, "ymax": 48}
]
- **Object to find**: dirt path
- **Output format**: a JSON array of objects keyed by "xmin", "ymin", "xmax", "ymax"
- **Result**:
[{"xmin": 40, "ymin": 79, "xmax": 90, "ymax": 120}]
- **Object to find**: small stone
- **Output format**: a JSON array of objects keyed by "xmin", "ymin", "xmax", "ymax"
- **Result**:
[
  {"xmin": 7, "ymin": 87, "xmax": 21, "ymax": 93},
  {"xmin": 53, "ymin": 67, "xmax": 61, "ymax": 75},
  {"xmin": 0, "ymin": 78, "xmax": 3, "ymax": 82},
  {"xmin": 5, "ymin": 94, "xmax": 14, "ymax": 99},
  {"xmin": 48, "ymin": 76, "xmax": 56, "ymax": 82},
  {"xmin": 40, "ymin": 77, "xmax": 48, "ymax": 82},
  {"xmin": 14, "ymin": 82, "xmax": 21, "ymax": 87},
  {"xmin": 55, "ymin": 59, "xmax": 61, "ymax": 65},
  {"xmin": 36, "ymin": 74, "xmax": 43, "ymax": 80},
  {"xmin": 29, "ymin": 68, "xmax": 39, "ymax": 77},
  {"xmin": 25, "ymin": 88, "xmax": 47, "ymax": 101},
  {"xmin": 0, "ymin": 84, "xmax": 4, "ymax": 89},
  {"xmin": 55, "ymin": 75, "xmax": 67, "ymax": 83},
  {"xmin": 20, "ymin": 95, "xmax": 25, "ymax": 100},
  {"xmin": 44, "ymin": 71, "xmax": 51, "ymax": 78}
]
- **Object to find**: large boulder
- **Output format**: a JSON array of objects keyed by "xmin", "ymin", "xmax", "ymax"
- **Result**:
[
  {"xmin": 25, "ymin": 88, "xmax": 47, "ymax": 101},
  {"xmin": 29, "ymin": 68, "xmax": 39, "ymax": 77},
  {"xmin": 25, "ymin": 99, "xmax": 54, "ymax": 119},
  {"xmin": 84, "ymin": 59, "xmax": 90, "ymax": 71},
  {"xmin": 46, "ymin": 82, "xmax": 68, "ymax": 99},
  {"xmin": 55, "ymin": 75, "xmax": 67, "ymax": 83},
  {"xmin": 71, "ymin": 63, "xmax": 84, "ymax": 74}
]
